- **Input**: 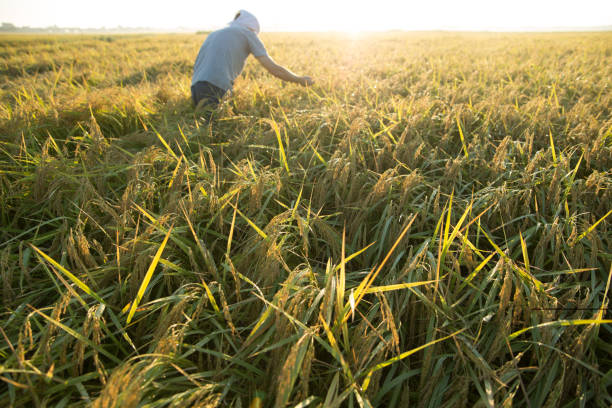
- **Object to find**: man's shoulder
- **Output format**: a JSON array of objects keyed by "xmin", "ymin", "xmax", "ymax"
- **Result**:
[{"xmin": 210, "ymin": 26, "xmax": 254, "ymax": 40}]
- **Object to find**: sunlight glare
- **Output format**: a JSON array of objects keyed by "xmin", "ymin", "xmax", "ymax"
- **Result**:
[{"xmin": 0, "ymin": 0, "xmax": 611, "ymax": 31}]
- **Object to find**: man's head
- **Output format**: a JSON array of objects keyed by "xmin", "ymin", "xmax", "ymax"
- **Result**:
[{"xmin": 230, "ymin": 10, "xmax": 260, "ymax": 34}]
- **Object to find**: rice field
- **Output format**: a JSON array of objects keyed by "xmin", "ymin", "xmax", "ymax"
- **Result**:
[{"xmin": 0, "ymin": 31, "xmax": 611, "ymax": 407}]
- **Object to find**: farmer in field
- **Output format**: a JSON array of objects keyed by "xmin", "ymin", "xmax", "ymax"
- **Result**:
[{"xmin": 191, "ymin": 10, "xmax": 313, "ymax": 111}]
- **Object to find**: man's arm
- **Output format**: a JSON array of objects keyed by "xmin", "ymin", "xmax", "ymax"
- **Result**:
[{"xmin": 255, "ymin": 55, "xmax": 313, "ymax": 86}]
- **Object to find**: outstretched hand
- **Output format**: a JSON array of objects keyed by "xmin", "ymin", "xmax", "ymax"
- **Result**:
[{"xmin": 299, "ymin": 76, "xmax": 314, "ymax": 86}]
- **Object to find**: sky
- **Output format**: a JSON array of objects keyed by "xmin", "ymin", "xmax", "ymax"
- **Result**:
[{"xmin": 1, "ymin": 0, "xmax": 611, "ymax": 31}]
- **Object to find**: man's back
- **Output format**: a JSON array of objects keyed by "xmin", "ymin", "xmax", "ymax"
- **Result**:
[
  {"xmin": 190, "ymin": 10, "xmax": 312, "ymax": 110},
  {"xmin": 191, "ymin": 25, "xmax": 267, "ymax": 91}
]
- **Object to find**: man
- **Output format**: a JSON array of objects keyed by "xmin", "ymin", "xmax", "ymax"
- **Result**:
[{"xmin": 191, "ymin": 10, "xmax": 313, "ymax": 111}]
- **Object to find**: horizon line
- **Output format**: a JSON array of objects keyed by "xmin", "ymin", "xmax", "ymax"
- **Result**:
[{"xmin": 1, "ymin": 22, "xmax": 612, "ymax": 34}]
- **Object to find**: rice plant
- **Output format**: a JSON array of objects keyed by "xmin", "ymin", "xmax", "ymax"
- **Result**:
[{"xmin": 0, "ymin": 31, "xmax": 611, "ymax": 407}]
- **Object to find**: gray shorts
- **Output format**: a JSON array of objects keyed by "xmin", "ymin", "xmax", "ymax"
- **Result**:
[{"xmin": 191, "ymin": 81, "xmax": 226, "ymax": 108}]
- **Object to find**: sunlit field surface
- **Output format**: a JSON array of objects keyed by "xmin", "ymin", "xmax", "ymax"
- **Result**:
[{"xmin": 0, "ymin": 32, "xmax": 611, "ymax": 407}]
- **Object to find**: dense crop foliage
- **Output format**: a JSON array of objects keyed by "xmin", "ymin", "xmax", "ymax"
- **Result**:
[{"xmin": 0, "ymin": 32, "xmax": 611, "ymax": 407}]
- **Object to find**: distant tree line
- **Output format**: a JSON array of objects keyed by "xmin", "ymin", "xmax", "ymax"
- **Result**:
[{"xmin": 0, "ymin": 22, "xmax": 197, "ymax": 34}]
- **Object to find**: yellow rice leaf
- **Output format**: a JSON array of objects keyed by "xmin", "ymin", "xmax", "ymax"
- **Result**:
[
  {"xmin": 362, "ymin": 329, "xmax": 464, "ymax": 390},
  {"xmin": 508, "ymin": 319, "xmax": 612, "ymax": 340},
  {"xmin": 364, "ymin": 280, "xmax": 437, "ymax": 294},
  {"xmin": 31, "ymin": 245, "xmax": 104, "ymax": 305},
  {"xmin": 127, "ymin": 225, "xmax": 173, "ymax": 324}
]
